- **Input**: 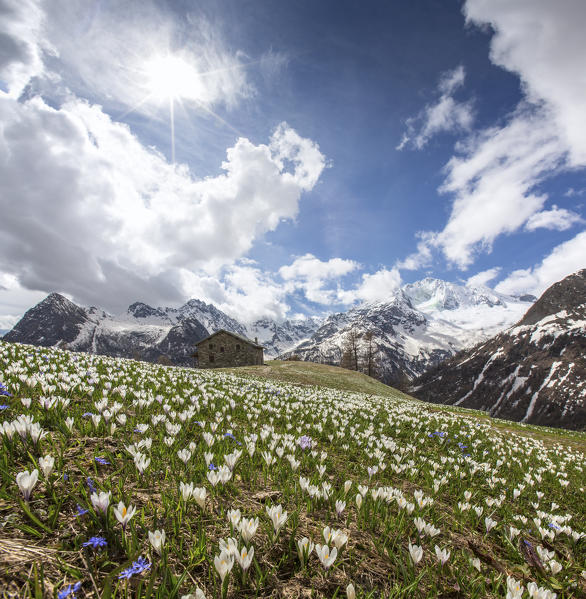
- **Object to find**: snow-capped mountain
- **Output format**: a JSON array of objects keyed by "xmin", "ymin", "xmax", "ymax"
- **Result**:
[
  {"xmin": 3, "ymin": 293, "xmax": 321, "ymax": 363},
  {"xmin": 283, "ymin": 280, "xmax": 533, "ymax": 385},
  {"xmin": 248, "ymin": 316, "xmax": 323, "ymax": 357},
  {"xmin": 410, "ymin": 270, "xmax": 586, "ymax": 430},
  {"xmin": 3, "ymin": 293, "xmax": 209, "ymax": 365},
  {"xmin": 3, "ymin": 277, "xmax": 534, "ymax": 376}
]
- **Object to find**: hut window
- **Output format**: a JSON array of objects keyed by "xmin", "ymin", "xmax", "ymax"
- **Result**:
[
  {"xmin": 220, "ymin": 346, "xmax": 224, "ymax": 352},
  {"xmin": 236, "ymin": 344, "xmax": 240, "ymax": 350},
  {"xmin": 209, "ymin": 343, "xmax": 214, "ymax": 349},
  {"xmin": 209, "ymin": 355, "xmax": 215, "ymax": 363}
]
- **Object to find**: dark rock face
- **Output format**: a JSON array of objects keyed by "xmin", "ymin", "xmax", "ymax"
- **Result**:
[
  {"xmin": 4, "ymin": 293, "xmax": 210, "ymax": 366},
  {"xmin": 519, "ymin": 269, "xmax": 586, "ymax": 326},
  {"xmin": 410, "ymin": 270, "xmax": 586, "ymax": 430},
  {"xmin": 4, "ymin": 293, "xmax": 91, "ymax": 347}
]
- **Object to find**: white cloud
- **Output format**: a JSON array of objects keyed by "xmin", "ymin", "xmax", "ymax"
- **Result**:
[
  {"xmin": 399, "ymin": 1, "xmax": 586, "ymax": 272},
  {"xmin": 396, "ymin": 232, "xmax": 434, "ymax": 271},
  {"xmin": 0, "ymin": 0, "xmax": 53, "ymax": 97},
  {"xmin": 466, "ymin": 267, "xmax": 501, "ymax": 288},
  {"xmin": 0, "ymin": 93, "xmax": 326, "ymax": 311},
  {"xmin": 279, "ymin": 254, "xmax": 359, "ymax": 304},
  {"xmin": 180, "ymin": 264, "xmax": 290, "ymax": 323},
  {"xmin": 433, "ymin": 104, "xmax": 565, "ymax": 268},
  {"xmin": 495, "ymin": 230, "xmax": 586, "ymax": 297},
  {"xmin": 337, "ymin": 268, "xmax": 402, "ymax": 304},
  {"xmin": 524, "ymin": 205, "xmax": 583, "ymax": 232},
  {"xmin": 397, "ymin": 65, "xmax": 474, "ymax": 150},
  {"xmin": 464, "ymin": 0, "xmax": 586, "ymax": 167}
]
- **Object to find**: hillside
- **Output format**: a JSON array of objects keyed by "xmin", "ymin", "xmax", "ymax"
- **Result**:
[
  {"xmin": 221, "ymin": 360, "xmax": 412, "ymax": 399},
  {"xmin": 1, "ymin": 340, "xmax": 584, "ymax": 599},
  {"xmin": 410, "ymin": 270, "xmax": 586, "ymax": 431}
]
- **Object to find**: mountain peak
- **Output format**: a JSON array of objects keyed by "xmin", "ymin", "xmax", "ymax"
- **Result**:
[
  {"xmin": 519, "ymin": 269, "xmax": 586, "ymax": 326},
  {"xmin": 127, "ymin": 302, "xmax": 166, "ymax": 320}
]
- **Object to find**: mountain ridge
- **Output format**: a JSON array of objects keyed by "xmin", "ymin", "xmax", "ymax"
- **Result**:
[
  {"xmin": 3, "ymin": 277, "xmax": 534, "ymax": 384},
  {"xmin": 409, "ymin": 269, "xmax": 586, "ymax": 430}
]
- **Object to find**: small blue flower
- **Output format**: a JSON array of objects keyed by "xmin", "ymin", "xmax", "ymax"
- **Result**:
[
  {"xmin": 118, "ymin": 556, "xmax": 151, "ymax": 579},
  {"xmin": 83, "ymin": 536, "xmax": 107, "ymax": 549},
  {"xmin": 63, "ymin": 473, "xmax": 69, "ymax": 481},
  {"xmin": 86, "ymin": 477, "xmax": 97, "ymax": 493},
  {"xmin": 57, "ymin": 581, "xmax": 82, "ymax": 598},
  {"xmin": 95, "ymin": 457, "xmax": 110, "ymax": 465},
  {"xmin": 0, "ymin": 404, "xmax": 9, "ymax": 410},
  {"xmin": 208, "ymin": 462, "xmax": 218, "ymax": 471},
  {"xmin": 82, "ymin": 412, "xmax": 94, "ymax": 418},
  {"xmin": 76, "ymin": 505, "xmax": 89, "ymax": 517}
]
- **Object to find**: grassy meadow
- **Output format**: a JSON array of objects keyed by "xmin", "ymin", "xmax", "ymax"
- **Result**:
[{"xmin": 0, "ymin": 341, "xmax": 584, "ymax": 599}]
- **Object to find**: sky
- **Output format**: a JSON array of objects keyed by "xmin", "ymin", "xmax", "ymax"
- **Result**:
[{"xmin": 0, "ymin": 0, "xmax": 585, "ymax": 328}]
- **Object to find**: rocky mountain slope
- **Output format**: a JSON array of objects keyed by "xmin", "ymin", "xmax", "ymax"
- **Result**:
[
  {"xmin": 3, "ymin": 293, "xmax": 320, "ymax": 363},
  {"xmin": 283, "ymin": 279, "xmax": 533, "ymax": 385},
  {"xmin": 409, "ymin": 270, "xmax": 586, "ymax": 430},
  {"xmin": 4, "ymin": 278, "xmax": 533, "ymax": 376}
]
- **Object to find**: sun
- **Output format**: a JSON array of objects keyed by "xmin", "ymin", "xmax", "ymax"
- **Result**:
[{"xmin": 144, "ymin": 55, "xmax": 204, "ymax": 101}]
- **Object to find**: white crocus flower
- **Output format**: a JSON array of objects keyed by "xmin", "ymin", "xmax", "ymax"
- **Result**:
[
  {"xmin": 39, "ymin": 455, "xmax": 54, "ymax": 479},
  {"xmin": 471, "ymin": 557, "xmax": 481, "ymax": 571},
  {"xmin": 180, "ymin": 481, "xmax": 195, "ymax": 501},
  {"xmin": 149, "ymin": 529, "xmax": 166, "ymax": 555},
  {"xmin": 65, "ymin": 417, "xmax": 74, "ymax": 431},
  {"xmin": 315, "ymin": 544, "xmax": 337, "ymax": 569},
  {"xmin": 114, "ymin": 501, "xmax": 136, "ymax": 528},
  {"xmin": 227, "ymin": 509, "xmax": 241, "ymax": 528},
  {"xmin": 485, "ymin": 517, "xmax": 497, "ymax": 533},
  {"xmin": 214, "ymin": 549, "xmax": 234, "ymax": 583},
  {"xmin": 235, "ymin": 545, "xmax": 254, "ymax": 570},
  {"xmin": 336, "ymin": 500, "xmax": 346, "ymax": 516},
  {"xmin": 239, "ymin": 517, "xmax": 259, "ymax": 543},
  {"xmin": 193, "ymin": 487, "xmax": 207, "ymax": 510},
  {"xmin": 344, "ymin": 480, "xmax": 352, "ymax": 494},
  {"xmin": 266, "ymin": 504, "xmax": 287, "ymax": 535},
  {"xmin": 219, "ymin": 537, "xmax": 239, "ymax": 556},
  {"xmin": 434, "ymin": 545, "xmax": 450, "ymax": 565},
  {"xmin": 408, "ymin": 541, "xmax": 423, "ymax": 564},
  {"xmin": 177, "ymin": 448, "xmax": 192, "ymax": 464},
  {"xmin": 297, "ymin": 537, "xmax": 314, "ymax": 564},
  {"xmin": 346, "ymin": 583, "xmax": 355, "ymax": 599},
  {"xmin": 134, "ymin": 453, "xmax": 150, "ymax": 474},
  {"xmin": 16, "ymin": 469, "xmax": 39, "ymax": 501},
  {"xmin": 506, "ymin": 576, "xmax": 524, "ymax": 599},
  {"xmin": 91, "ymin": 491, "xmax": 111, "ymax": 514}
]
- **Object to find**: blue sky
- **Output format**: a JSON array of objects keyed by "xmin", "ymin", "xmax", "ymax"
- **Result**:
[{"xmin": 0, "ymin": 0, "xmax": 584, "ymax": 325}]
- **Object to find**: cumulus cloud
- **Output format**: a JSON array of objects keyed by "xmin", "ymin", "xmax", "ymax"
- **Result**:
[
  {"xmin": 0, "ymin": 0, "xmax": 53, "ymax": 97},
  {"xmin": 0, "ymin": 93, "xmax": 326, "ymax": 311},
  {"xmin": 524, "ymin": 205, "xmax": 583, "ymax": 232},
  {"xmin": 466, "ymin": 267, "xmax": 501, "ymax": 288},
  {"xmin": 464, "ymin": 0, "xmax": 586, "ymax": 167},
  {"xmin": 494, "ymin": 231, "xmax": 586, "ymax": 297},
  {"xmin": 397, "ymin": 65, "xmax": 474, "ymax": 150},
  {"xmin": 279, "ymin": 254, "xmax": 359, "ymax": 304},
  {"xmin": 337, "ymin": 268, "xmax": 402, "ymax": 304},
  {"xmin": 399, "ymin": 0, "xmax": 586, "ymax": 271}
]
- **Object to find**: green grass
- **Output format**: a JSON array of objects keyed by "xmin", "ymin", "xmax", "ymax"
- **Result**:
[
  {"xmin": 0, "ymin": 342, "xmax": 585, "ymax": 599},
  {"xmin": 222, "ymin": 360, "xmax": 586, "ymax": 450},
  {"xmin": 220, "ymin": 360, "xmax": 410, "ymax": 399}
]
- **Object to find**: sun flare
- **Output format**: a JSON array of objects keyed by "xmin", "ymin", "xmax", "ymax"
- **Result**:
[{"xmin": 144, "ymin": 55, "xmax": 203, "ymax": 101}]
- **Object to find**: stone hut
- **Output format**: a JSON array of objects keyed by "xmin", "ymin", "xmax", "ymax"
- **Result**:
[{"xmin": 195, "ymin": 329, "xmax": 264, "ymax": 369}]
